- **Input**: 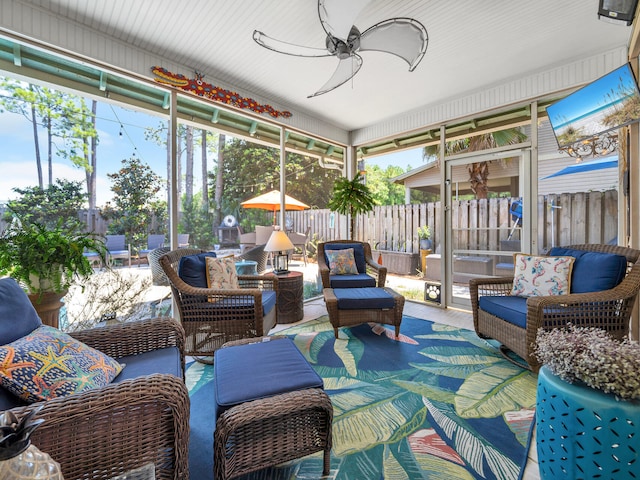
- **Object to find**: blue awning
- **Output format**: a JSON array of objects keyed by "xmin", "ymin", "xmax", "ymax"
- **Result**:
[{"xmin": 541, "ymin": 156, "xmax": 618, "ymax": 180}]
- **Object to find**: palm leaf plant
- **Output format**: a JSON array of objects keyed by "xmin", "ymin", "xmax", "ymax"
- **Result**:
[
  {"xmin": 328, "ymin": 171, "xmax": 376, "ymax": 240},
  {"xmin": 423, "ymin": 128, "xmax": 528, "ymax": 199}
]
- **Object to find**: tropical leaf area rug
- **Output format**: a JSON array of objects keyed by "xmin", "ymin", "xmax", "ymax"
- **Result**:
[{"xmin": 187, "ymin": 315, "xmax": 537, "ymax": 480}]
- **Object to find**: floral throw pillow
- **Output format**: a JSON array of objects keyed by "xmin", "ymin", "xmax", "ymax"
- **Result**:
[
  {"xmin": 511, "ymin": 254, "xmax": 575, "ymax": 297},
  {"xmin": 205, "ymin": 256, "xmax": 239, "ymax": 290},
  {"xmin": 0, "ymin": 325, "xmax": 124, "ymax": 403},
  {"xmin": 326, "ymin": 248, "xmax": 359, "ymax": 275}
]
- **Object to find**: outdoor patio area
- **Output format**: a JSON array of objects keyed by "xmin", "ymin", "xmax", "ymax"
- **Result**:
[{"xmin": 107, "ymin": 256, "xmax": 540, "ymax": 479}]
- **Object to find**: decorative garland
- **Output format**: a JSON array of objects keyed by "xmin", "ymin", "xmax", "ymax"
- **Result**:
[{"xmin": 151, "ymin": 66, "xmax": 292, "ymax": 118}]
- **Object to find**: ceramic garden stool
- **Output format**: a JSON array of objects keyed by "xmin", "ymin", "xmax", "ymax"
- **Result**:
[
  {"xmin": 213, "ymin": 337, "xmax": 333, "ymax": 480},
  {"xmin": 323, "ymin": 287, "xmax": 405, "ymax": 338},
  {"xmin": 536, "ymin": 366, "xmax": 640, "ymax": 479}
]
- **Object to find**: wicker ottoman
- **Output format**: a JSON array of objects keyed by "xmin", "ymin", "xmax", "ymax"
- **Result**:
[
  {"xmin": 323, "ymin": 287, "xmax": 405, "ymax": 338},
  {"xmin": 213, "ymin": 337, "xmax": 333, "ymax": 480}
]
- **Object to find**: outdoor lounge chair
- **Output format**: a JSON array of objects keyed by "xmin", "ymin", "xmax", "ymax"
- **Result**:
[
  {"xmin": 138, "ymin": 234, "xmax": 166, "ymax": 265},
  {"xmin": 318, "ymin": 240, "xmax": 386, "ymax": 289},
  {"xmin": 470, "ymin": 243, "xmax": 640, "ymax": 371},
  {"xmin": 0, "ymin": 277, "xmax": 189, "ymax": 480},
  {"xmin": 105, "ymin": 234, "xmax": 131, "ymax": 267},
  {"xmin": 159, "ymin": 249, "xmax": 279, "ymax": 358},
  {"xmin": 236, "ymin": 244, "xmax": 269, "ymax": 273}
]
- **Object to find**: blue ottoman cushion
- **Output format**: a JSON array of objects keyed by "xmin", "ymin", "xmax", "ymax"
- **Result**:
[
  {"xmin": 213, "ymin": 338, "xmax": 323, "ymax": 420},
  {"xmin": 333, "ymin": 287, "xmax": 395, "ymax": 310}
]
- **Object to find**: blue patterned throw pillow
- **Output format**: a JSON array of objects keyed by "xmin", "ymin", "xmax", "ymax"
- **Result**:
[{"xmin": 0, "ymin": 326, "xmax": 123, "ymax": 403}]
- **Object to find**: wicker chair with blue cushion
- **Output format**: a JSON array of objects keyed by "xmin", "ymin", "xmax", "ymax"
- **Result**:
[
  {"xmin": 470, "ymin": 244, "xmax": 640, "ymax": 371},
  {"xmin": 318, "ymin": 240, "xmax": 386, "ymax": 289},
  {"xmin": 0, "ymin": 277, "xmax": 189, "ymax": 480},
  {"xmin": 159, "ymin": 249, "xmax": 279, "ymax": 359}
]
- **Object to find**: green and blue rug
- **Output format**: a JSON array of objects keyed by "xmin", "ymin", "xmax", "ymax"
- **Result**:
[{"xmin": 187, "ymin": 315, "xmax": 537, "ymax": 479}]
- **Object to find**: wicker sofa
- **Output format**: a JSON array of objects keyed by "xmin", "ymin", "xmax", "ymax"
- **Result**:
[
  {"xmin": 0, "ymin": 277, "xmax": 189, "ymax": 480},
  {"xmin": 470, "ymin": 244, "xmax": 640, "ymax": 371}
]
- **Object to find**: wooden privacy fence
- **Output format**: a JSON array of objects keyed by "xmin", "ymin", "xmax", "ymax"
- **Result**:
[
  {"xmin": 288, "ymin": 189, "xmax": 618, "ymax": 254},
  {"xmin": 1, "ymin": 190, "xmax": 617, "ymax": 253}
]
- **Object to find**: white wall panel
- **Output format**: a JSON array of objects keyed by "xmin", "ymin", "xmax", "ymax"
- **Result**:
[
  {"xmin": 352, "ymin": 46, "xmax": 628, "ymax": 146},
  {"xmin": 0, "ymin": 1, "xmax": 350, "ymax": 145}
]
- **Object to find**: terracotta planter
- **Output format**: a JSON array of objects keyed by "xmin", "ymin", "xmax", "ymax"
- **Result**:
[
  {"xmin": 28, "ymin": 291, "xmax": 67, "ymax": 329},
  {"xmin": 536, "ymin": 366, "xmax": 640, "ymax": 479}
]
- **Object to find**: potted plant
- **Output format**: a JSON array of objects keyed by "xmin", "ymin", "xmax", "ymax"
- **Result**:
[
  {"xmin": 327, "ymin": 171, "xmax": 376, "ymax": 241},
  {"xmin": 533, "ymin": 325, "xmax": 640, "ymax": 479},
  {"xmin": 0, "ymin": 215, "xmax": 107, "ymax": 328},
  {"xmin": 417, "ymin": 225, "xmax": 432, "ymax": 251}
]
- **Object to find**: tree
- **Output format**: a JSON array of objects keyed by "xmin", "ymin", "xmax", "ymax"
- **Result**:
[
  {"xmin": 5, "ymin": 179, "xmax": 87, "ymax": 230},
  {"xmin": 0, "ymin": 78, "xmax": 94, "ymax": 188},
  {"xmin": 218, "ymin": 138, "xmax": 341, "ymax": 231},
  {"xmin": 328, "ymin": 171, "xmax": 377, "ymax": 240},
  {"xmin": 422, "ymin": 128, "xmax": 527, "ymax": 199},
  {"xmin": 365, "ymin": 164, "xmax": 407, "ymax": 205},
  {"xmin": 102, "ymin": 157, "xmax": 164, "ymax": 250}
]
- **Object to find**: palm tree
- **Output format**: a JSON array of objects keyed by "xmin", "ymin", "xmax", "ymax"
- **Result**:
[
  {"xmin": 328, "ymin": 171, "xmax": 376, "ymax": 240},
  {"xmin": 423, "ymin": 128, "xmax": 527, "ymax": 199}
]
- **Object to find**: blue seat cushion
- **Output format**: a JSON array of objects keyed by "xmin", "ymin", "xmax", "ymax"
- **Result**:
[
  {"xmin": 324, "ymin": 243, "xmax": 366, "ymax": 273},
  {"xmin": 549, "ymin": 247, "xmax": 627, "ymax": 293},
  {"xmin": 213, "ymin": 338, "xmax": 323, "ymax": 419},
  {"xmin": 333, "ymin": 287, "xmax": 395, "ymax": 310},
  {"xmin": 479, "ymin": 295, "xmax": 528, "ymax": 329},
  {"xmin": 178, "ymin": 252, "xmax": 217, "ymax": 288},
  {"xmin": 182, "ymin": 291, "xmax": 276, "ymax": 317},
  {"xmin": 0, "ymin": 278, "xmax": 42, "ymax": 345},
  {"xmin": 114, "ymin": 346, "xmax": 182, "ymax": 382},
  {"xmin": 330, "ymin": 273, "xmax": 376, "ymax": 288}
]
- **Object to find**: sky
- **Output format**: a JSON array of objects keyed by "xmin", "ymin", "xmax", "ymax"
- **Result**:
[{"xmin": 0, "ymin": 88, "xmax": 425, "ymax": 207}]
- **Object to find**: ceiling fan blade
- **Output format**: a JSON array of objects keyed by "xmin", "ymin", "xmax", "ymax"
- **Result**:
[
  {"xmin": 253, "ymin": 30, "xmax": 331, "ymax": 57},
  {"xmin": 308, "ymin": 54, "xmax": 363, "ymax": 97},
  {"xmin": 359, "ymin": 18, "xmax": 428, "ymax": 71},
  {"xmin": 318, "ymin": 0, "xmax": 372, "ymax": 42}
]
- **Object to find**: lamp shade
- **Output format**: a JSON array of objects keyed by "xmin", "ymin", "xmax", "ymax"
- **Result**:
[{"xmin": 264, "ymin": 230, "xmax": 294, "ymax": 253}]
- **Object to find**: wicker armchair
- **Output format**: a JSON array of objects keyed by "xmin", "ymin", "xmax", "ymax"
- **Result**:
[
  {"xmin": 470, "ymin": 244, "xmax": 640, "ymax": 372},
  {"xmin": 318, "ymin": 240, "xmax": 386, "ymax": 288},
  {"xmin": 9, "ymin": 317, "xmax": 189, "ymax": 480},
  {"xmin": 237, "ymin": 244, "xmax": 269, "ymax": 274},
  {"xmin": 159, "ymin": 249, "xmax": 279, "ymax": 357}
]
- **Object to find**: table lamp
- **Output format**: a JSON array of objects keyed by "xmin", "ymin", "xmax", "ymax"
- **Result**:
[{"xmin": 264, "ymin": 230, "xmax": 294, "ymax": 274}]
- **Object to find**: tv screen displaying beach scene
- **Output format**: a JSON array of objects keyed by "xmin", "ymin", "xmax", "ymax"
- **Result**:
[{"xmin": 547, "ymin": 63, "xmax": 640, "ymax": 148}]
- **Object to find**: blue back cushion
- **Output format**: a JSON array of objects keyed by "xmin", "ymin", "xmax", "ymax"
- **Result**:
[
  {"xmin": 324, "ymin": 243, "xmax": 366, "ymax": 273},
  {"xmin": 178, "ymin": 252, "xmax": 217, "ymax": 288},
  {"xmin": 549, "ymin": 247, "xmax": 627, "ymax": 293},
  {"xmin": 0, "ymin": 278, "xmax": 42, "ymax": 344}
]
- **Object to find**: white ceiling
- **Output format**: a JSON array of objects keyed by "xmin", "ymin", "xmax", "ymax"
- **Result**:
[{"xmin": 10, "ymin": 0, "xmax": 635, "ymax": 132}]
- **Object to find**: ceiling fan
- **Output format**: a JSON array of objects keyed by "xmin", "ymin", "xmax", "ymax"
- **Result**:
[{"xmin": 253, "ymin": 0, "xmax": 429, "ymax": 97}]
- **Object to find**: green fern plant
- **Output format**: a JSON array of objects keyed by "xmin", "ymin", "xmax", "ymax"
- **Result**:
[{"xmin": 0, "ymin": 213, "xmax": 107, "ymax": 295}]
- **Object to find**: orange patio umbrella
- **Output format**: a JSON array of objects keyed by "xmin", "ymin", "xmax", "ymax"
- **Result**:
[{"xmin": 241, "ymin": 190, "xmax": 310, "ymax": 223}]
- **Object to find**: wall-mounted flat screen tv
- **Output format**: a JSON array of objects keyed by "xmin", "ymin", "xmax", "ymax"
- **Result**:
[{"xmin": 546, "ymin": 62, "xmax": 640, "ymax": 148}]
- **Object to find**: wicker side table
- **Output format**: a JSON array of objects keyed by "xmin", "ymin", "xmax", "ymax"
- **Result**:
[{"xmin": 276, "ymin": 271, "xmax": 304, "ymax": 323}]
